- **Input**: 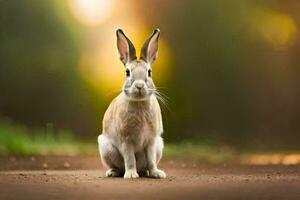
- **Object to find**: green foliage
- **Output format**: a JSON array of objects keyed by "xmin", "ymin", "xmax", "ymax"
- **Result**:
[
  {"xmin": 0, "ymin": 121, "xmax": 95, "ymax": 155},
  {"xmin": 164, "ymin": 141, "xmax": 235, "ymax": 163},
  {"xmin": 0, "ymin": 121, "xmax": 235, "ymax": 162}
]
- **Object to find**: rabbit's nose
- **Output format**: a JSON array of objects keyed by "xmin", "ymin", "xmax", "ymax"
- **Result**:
[{"xmin": 135, "ymin": 83, "xmax": 144, "ymax": 90}]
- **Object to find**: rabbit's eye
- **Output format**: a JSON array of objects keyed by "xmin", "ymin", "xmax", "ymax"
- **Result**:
[
  {"xmin": 148, "ymin": 69, "xmax": 152, "ymax": 77},
  {"xmin": 125, "ymin": 69, "xmax": 130, "ymax": 77}
]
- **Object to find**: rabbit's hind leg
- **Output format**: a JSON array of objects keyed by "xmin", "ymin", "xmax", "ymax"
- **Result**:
[
  {"xmin": 156, "ymin": 136, "xmax": 164, "ymax": 164},
  {"xmin": 98, "ymin": 134, "xmax": 124, "ymax": 177}
]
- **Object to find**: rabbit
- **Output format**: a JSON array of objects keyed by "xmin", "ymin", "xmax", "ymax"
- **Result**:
[{"xmin": 98, "ymin": 28, "xmax": 166, "ymax": 179}]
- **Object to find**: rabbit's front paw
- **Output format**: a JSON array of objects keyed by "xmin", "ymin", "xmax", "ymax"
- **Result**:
[
  {"xmin": 149, "ymin": 169, "xmax": 166, "ymax": 179},
  {"xmin": 124, "ymin": 170, "xmax": 139, "ymax": 179}
]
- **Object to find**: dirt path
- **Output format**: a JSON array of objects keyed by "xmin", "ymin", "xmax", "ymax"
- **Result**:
[{"xmin": 1, "ymin": 156, "xmax": 300, "ymax": 200}]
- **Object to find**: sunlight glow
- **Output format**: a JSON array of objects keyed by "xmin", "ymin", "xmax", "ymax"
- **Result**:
[
  {"xmin": 68, "ymin": 0, "xmax": 114, "ymax": 26},
  {"xmin": 253, "ymin": 9, "xmax": 297, "ymax": 49},
  {"xmin": 240, "ymin": 153, "xmax": 300, "ymax": 165}
]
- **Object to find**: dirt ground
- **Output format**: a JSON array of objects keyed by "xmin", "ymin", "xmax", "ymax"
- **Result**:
[{"xmin": 0, "ymin": 156, "xmax": 300, "ymax": 200}]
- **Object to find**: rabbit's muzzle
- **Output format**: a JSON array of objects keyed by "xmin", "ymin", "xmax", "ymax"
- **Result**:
[
  {"xmin": 135, "ymin": 82, "xmax": 144, "ymax": 90},
  {"xmin": 132, "ymin": 81, "xmax": 147, "ymax": 97}
]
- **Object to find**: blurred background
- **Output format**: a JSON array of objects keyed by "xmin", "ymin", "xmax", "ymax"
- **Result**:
[{"xmin": 1, "ymin": 0, "xmax": 300, "ymax": 158}]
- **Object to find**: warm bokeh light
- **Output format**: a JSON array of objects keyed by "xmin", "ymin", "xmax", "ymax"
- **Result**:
[
  {"xmin": 253, "ymin": 9, "xmax": 298, "ymax": 49},
  {"xmin": 68, "ymin": 0, "xmax": 114, "ymax": 26},
  {"xmin": 241, "ymin": 153, "xmax": 300, "ymax": 165}
]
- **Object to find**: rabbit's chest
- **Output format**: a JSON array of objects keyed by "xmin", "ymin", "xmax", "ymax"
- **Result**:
[{"xmin": 119, "ymin": 110, "xmax": 156, "ymax": 145}]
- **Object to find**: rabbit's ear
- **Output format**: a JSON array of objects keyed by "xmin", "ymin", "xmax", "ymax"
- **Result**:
[
  {"xmin": 116, "ymin": 29, "xmax": 137, "ymax": 65},
  {"xmin": 140, "ymin": 29, "xmax": 160, "ymax": 64}
]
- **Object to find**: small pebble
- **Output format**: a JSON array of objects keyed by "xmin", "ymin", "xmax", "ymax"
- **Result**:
[
  {"xmin": 42, "ymin": 163, "xmax": 48, "ymax": 169},
  {"xmin": 63, "ymin": 162, "xmax": 71, "ymax": 168}
]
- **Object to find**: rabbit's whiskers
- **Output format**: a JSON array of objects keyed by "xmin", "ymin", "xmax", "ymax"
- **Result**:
[{"xmin": 152, "ymin": 88, "xmax": 170, "ymax": 113}]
